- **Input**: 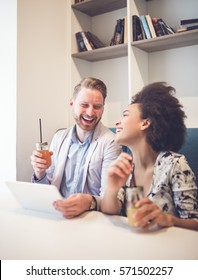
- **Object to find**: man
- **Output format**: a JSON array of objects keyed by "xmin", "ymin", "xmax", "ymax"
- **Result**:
[{"xmin": 31, "ymin": 77, "xmax": 121, "ymax": 218}]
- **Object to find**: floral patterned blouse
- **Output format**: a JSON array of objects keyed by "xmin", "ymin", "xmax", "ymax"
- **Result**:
[{"xmin": 118, "ymin": 151, "xmax": 198, "ymax": 222}]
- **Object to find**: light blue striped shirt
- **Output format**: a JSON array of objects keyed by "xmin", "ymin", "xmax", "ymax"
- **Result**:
[{"xmin": 60, "ymin": 126, "xmax": 93, "ymax": 198}]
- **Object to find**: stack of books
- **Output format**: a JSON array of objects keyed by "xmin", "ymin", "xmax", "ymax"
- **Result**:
[
  {"xmin": 75, "ymin": 16, "xmax": 128, "ymax": 52},
  {"xmin": 177, "ymin": 18, "xmax": 198, "ymax": 33},
  {"xmin": 132, "ymin": 14, "xmax": 175, "ymax": 41},
  {"xmin": 74, "ymin": 0, "xmax": 85, "ymax": 4},
  {"xmin": 110, "ymin": 17, "xmax": 127, "ymax": 45},
  {"xmin": 75, "ymin": 31, "xmax": 105, "ymax": 52}
]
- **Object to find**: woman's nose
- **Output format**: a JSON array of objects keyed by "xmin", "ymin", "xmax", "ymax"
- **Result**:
[{"xmin": 115, "ymin": 120, "xmax": 121, "ymax": 126}]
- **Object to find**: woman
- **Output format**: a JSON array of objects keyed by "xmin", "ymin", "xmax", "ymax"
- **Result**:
[{"xmin": 101, "ymin": 82, "xmax": 198, "ymax": 231}]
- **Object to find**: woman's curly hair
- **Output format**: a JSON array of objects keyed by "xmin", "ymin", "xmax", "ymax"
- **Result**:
[{"xmin": 131, "ymin": 82, "xmax": 187, "ymax": 152}]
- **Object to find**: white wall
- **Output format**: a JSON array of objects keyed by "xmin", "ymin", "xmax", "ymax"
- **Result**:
[
  {"xmin": 149, "ymin": 46, "xmax": 198, "ymax": 128},
  {"xmin": 179, "ymin": 97, "xmax": 198, "ymax": 128},
  {"xmin": 148, "ymin": 0, "xmax": 198, "ymax": 127},
  {"xmin": 17, "ymin": 0, "xmax": 70, "ymax": 181},
  {"xmin": 0, "ymin": 0, "xmax": 17, "ymax": 183}
]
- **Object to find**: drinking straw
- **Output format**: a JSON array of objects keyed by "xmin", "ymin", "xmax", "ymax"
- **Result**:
[
  {"xmin": 129, "ymin": 163, "xmax": 136, "ymax": 188},
  {"xmin": 39, "ymin": 118, "xmax": 42, "ymax": 143}
]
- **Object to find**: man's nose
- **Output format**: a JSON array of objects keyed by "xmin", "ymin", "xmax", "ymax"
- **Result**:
[{"xmin": 86, "ymin": 106, "xmax": 94, "ymax": 115}]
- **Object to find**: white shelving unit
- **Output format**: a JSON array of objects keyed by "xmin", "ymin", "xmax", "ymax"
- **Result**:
[
  {"xmin": 69, "ymin": 0, "xmax": 129, "ymax": 127},
  {"xmin": 72, "ymin": 44, "xmax": 128, "ymax": 61},
  {"xmin": 69, "ymin": 0, "xmax": 198, "ymax": 127}
]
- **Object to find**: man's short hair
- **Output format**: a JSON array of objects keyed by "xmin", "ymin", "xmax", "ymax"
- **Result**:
[{"xmin": 73, "ymin": 77, "xmax": 107, "ymax": 101}]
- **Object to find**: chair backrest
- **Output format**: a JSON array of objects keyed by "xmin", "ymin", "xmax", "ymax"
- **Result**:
[
  {"xmin": 110, "ymin": 127, "xmax": 198, "ymax": 185},
  {"xmin": 179, "ymin": 128, "xmax": 198, "ymax": 185}
]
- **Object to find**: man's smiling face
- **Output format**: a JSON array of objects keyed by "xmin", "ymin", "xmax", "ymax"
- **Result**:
[{"xmin": 70, "ymin": 87, "xmax": 104, "ymax": 132}]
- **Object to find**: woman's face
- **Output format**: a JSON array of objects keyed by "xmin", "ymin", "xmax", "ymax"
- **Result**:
[{"xmin": 115, "ymin": 103, "xmax": 146, "ymax": 147}]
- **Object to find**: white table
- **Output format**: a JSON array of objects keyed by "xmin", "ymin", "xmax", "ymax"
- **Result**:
[{"xmin": 0, "ymin": 183, "xmax": 198, "ymax": 260}]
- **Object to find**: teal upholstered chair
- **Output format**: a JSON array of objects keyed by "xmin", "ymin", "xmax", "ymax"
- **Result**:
[{"xmin": 179, "ymin": 128, "xmax": 198, "ymax": 185}]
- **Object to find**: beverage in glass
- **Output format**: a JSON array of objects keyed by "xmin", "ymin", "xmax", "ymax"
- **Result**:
[
  {"xmin": 126, "ymin": 186, "xmax": 144, "ymax": 227},
  {"xmin": 36, "ymin": 142, "xmax": 51, "ymax": 167}
]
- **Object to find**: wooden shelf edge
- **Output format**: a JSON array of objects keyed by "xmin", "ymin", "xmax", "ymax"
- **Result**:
[
  {"xmin": 72, "ymin": 0, "xmax": 127, "ymax": 17},
  {"xmin": 71, "ymin": 44, "xmax": 128, "ymax": 62},
  {"xmin": 131, "ymin": 29, "xmax": 198, "ymax": 52}
]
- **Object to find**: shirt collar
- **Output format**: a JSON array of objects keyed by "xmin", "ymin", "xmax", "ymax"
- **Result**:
[{"xmin": 71, "ymin": 125, "xmax": 94, "ymax": 145}]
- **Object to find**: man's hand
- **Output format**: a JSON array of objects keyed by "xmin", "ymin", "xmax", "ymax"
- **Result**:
[
  {"xmin": 30, "ymin": 150, "xmax": 53, "ymax": 180},
  {"xmin": 53, "ymin": 193, "xmax": 93, "ymax": 219}
]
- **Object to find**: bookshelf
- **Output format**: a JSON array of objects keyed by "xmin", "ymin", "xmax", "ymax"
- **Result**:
[
  {"xmin": 72, "ymin": 0, "xmax": 127, "ymax": 17},
  {"xmin": 132, "ymin": 29, "xmax": 198, "ymax": 52},
  {"xmin": 70, "ymin": 0, "xmax": 129, "ymax": 127},
  {"xmin": 72, "ymin": 43, "xmax": 128, "ymax": 61},
  {"xmin": 69, "ymin": 0, "xmax": 198, "ymax": 127}
]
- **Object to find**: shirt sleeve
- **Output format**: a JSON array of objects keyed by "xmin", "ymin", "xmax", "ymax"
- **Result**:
[
  {"xmin": 99, "ymin": 137, "xmax": 122, "ymax": 196},
  {"xmin": 171, "ymin": 155, "xmax": 198, "ymax": 222}
]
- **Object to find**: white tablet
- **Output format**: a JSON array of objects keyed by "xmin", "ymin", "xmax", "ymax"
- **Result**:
[{"xmin": 5, "ymin": 181, "xmax": 63, "ymax": 215}]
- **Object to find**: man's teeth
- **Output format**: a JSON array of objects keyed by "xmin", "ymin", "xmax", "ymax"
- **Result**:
[{"xmin": 82, "ymin": 116, "xmax": 94, "ymax": 122}]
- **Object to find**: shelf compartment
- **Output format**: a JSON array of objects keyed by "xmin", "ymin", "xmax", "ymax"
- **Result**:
[
  {"xmin": 72, "ymin": 0, "xmax": 127, "ymax": 17},
  {"xmin": 131, "ymin": 29, "xmax": 198, "ymax": 52},
  {"xmin": 72, "ymin": 43, "xmax": 127, "ymax": 61}
]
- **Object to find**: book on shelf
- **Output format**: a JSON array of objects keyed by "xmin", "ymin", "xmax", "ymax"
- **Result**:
[
  {"xmin": 86, "ymin": 31, "xmax": 105, "ymax": 49},
  {"xmin": 152, "ymin": 17, "xmax": 164, "ymax": 37},
  {"xmin": 145, "ymin": 15, "xmax": 157, "ymax": 38},
  {"xmin": 138, "ymin": 15, "xmax": 175, "ymax": 40},
  {"xmin": 140, "ymin": 15, "xmax": 151, "ymax": 39},
  {"xmin": 177, "ymin": 25, "xmax": 198, "ymax": 33},
  {"xmin": 84, "ymin": 32, "xmax": 96, "ymax": 50},
  {"xmin": 74, "ymin": 0, "xmax": 85, "ymax": 4},
  {"xmin": 75, "ymin": 32, "xmax": 87, "ymax": 52},
  {"xmin": 157, "ymin": 18, "xmax": 175, "ymax": 35},
  {"xmin": 180, "ymin": 18, "xmax": 198, "ymax": 27},
  {"xmin": 110, "ymin": 18, "xmax": 125, "ymax": 45},
  {"xmin": 151, "ymin": 18, "xmax": 175, "ymax": 36},
  {"xmin": 140, "ymin": 19, "xmax": 146, "ymax": 40},
  {"xmin": 132, "ymin": 15, "xmax": 144, "ymax": 41},
  {"xmin": 177, "ymin": 18, "xmax": 198, "ymax": 33},
  {"xmin": 75, "ymin": 31, "xmax": 105, "ymax": 53},
  {"xmin": 80, "ymin": 31, "xmax": 93, "ymax": 51},
  {"xmin": 124, "ymin": 15, "xmax": 128, "ymax": 43}
]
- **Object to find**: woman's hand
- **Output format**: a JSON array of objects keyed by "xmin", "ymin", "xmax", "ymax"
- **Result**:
[
  {"xmin": 101, "ymin": 153, "xmax": 133, "ymax": 215},
  {"xmin": 107, "ymin": 152, "xmax": 133, "ymax": 190},
  {"xmin": 133, "ymin": 198, "xmax": 174, "ymax": 229}
]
